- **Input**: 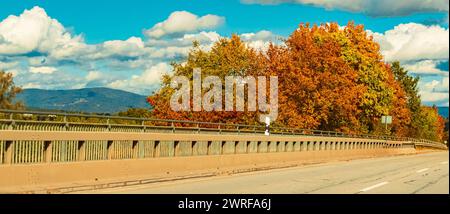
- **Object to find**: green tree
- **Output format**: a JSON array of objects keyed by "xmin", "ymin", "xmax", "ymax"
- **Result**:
[
  {"xmin": 118, "ymin": 108, "xmax": 152, "ymax": 118},
  {"xmin": 414, "ymin": 106, "xmax": 444, "ymax": 141},
  {"xmin": 340, "ymin": 22, "xmax": 394, "ymax": 133},
  {"xmin": 390, "ymin": 61, "xmax": 432, "ymax": 138}
]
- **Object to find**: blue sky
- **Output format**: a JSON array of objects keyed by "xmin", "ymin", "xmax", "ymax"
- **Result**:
[
  {"xmin": 0, "ymin": 0, "xmax": 448, "ymax": 106},
  {"xmin": 0, "ymin": 0, "xmax": 447, "ymax": 41}
]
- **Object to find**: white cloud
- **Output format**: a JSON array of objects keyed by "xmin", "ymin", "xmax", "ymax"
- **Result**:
[
  {"xmin": 145, "ymin": 31, "xmax": 222, "ymax": 59},
  {"xmin": 419, "ymin": 91, "xmax": 449, "ymax": 103},
  {"xmin": 240, "ymin": 30, "xmax": 280, "ymax": 51},
  {"xmin": 17, "ymin": 70, "xmax": 88, "ymax": 90},
  {"xmin": 0, "ymin": 61, "xmax": 18, "ymax": 70},
  {"xmin": 241, "ymin": 0, "xmax": 449, "ymax": 17},
  {"xmin": 146, "ymin": 31, "xmax": 221, "ymax": 47},
  {"xmin": 4, "ymin": 6, "xmax": 445, "ymax": 107},
  {"xmin": 86, "ymin": 36, "xmax": 146, "ymax": 60},
  {"xmin": 27, "ymin": 57, "xmax": 47, "ymax": 66},
  {"xmin": 0, "ymin": 7, "xmax": 227, "ymax": 94},
  {"xmin": 180, "ymin": 31, "xmax": 222, "ymax": 44},
  {"xmin": 368, "ymin": 22, "xmax": 449, "ymax": 106},
  {"xmin": 418, "ymin": 76, "xmax": 449, "ymax": 104},
  {"xmin": 144, "ymin": 11, "xmax": 225, "ymax": 38},
  {"xmin": 369, "ymin": 23, "xmax": 449, "ymax": 62},
  {"xmin": 0, "ymin": 6, "xmax": 87, "ymax": 58},
  {"xmin": 420, "ymin": 77, "xmax": 449, "ymax": 93},
  {"xmin": 108, "ymin": 62, "xmax": 172, "ymax": 94},
  {"xmin": 22, "ymin": 82, "xmax": 42, "ymax": 89},
  {"xmin": 29, "ymin": 66, "xmax": 57, "ymax": 74},
  {"xmin": 403, "ymin": 60, "xmax": 449, "ymax": 77},
  {"xmin": 86, "ymin": 71, "xmax": 103, "ymax": 81}
]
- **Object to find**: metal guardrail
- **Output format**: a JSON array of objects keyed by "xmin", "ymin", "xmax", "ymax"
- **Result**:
[
  {"xmin": 0, "ymin": 109, "xmax": 446, "ymax": 148},
  {"xmin": 0, "ymin": 108, "xmax": 446, "ymax": 165}
]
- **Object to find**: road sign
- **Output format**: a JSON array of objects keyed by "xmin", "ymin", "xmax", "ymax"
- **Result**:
[{"xmin": 381, "ymin": 116, "xmax": 392, "ymax": 124}]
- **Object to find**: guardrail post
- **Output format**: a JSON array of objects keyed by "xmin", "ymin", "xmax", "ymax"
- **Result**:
[
  {"xmin": 141, "ymin": 120, "xmax": 146, "ymax": 132},
  {"xmin": 132, "ymin": 141, "xmax": 139, "ymax": 158},
  {"xmin": 4, "ymin": 141, "xmax": 13, "ymax": 164},
  {"xmin": 220, "ymin": 141, "xmax": 225, "ymax": 155},
  {"xmin": 44, "ymin": 141, "xmax": 52, "ymax": 163},
  {"xmin": 106, "ymin": 118, "xmax": 111, "ymax": 131},
  {"xmin": 78, "ymin": 141, "xmax": 86, "ymax": 161},
  {"xmin": 63, "ymin": 115, "xmax": 69, "ymax": 131},
  {"xmin": 8, "ymin": 113, "xmax": 15, "ymax": 130},
  {"xmin": 107, "ymin": 140, "xmax": 113, "ymax": 159}
]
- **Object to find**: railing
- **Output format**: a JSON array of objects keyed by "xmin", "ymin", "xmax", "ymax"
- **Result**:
[
  {"xmin": 0, "ymin": 109, "xmax": 445, "ymax": 143},
  {"xmin": 0, "ymin": 109, "xmax": 446, "ymax": 165}
]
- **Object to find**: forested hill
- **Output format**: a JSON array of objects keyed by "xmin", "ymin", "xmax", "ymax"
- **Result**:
[{"xmin": 15, "ymin": 87, "xmax": 149, "ymax": 113}]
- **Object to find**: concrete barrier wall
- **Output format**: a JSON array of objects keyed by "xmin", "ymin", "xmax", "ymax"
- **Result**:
[
  {"xmin": 0, "ymin": 148, "xmax": 416, "ymax": 193},
  {"xmin": 0, "ymin": 130, "xmax": 399, "ymax": 165},
  {"xmin": 0, "ymin": 130, "xmax": 440, "ymax": 193}
]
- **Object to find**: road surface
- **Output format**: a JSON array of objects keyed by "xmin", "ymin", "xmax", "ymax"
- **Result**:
[{"xmin": 80, "ymin": 151, "xmax": 449, "ymax": 194}]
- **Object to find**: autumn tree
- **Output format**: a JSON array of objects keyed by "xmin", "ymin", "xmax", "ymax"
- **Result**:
[
  {"xmin": 149, "ymin": 35, "xmax": 263, "ymax": 125},
  {"xmin": 413, "ymin": 106, "xmax": 445, "ymax": 142},
  {"xmin": 383, "ymin": 63, "xmax": 411, "ymax": 137},
  {"xmin": 336, "ymin": 22, "xmax": 395, "ymax": 134},
  {"xmin": 0, "ymin": 70, "xmax": 23, "ymax": 109},
  {"xmin": 268, "ymin": 22, "xmax": 399, "ymax": 134},
  {"xmin": 389, "ymin": 62, "xmax": 447, "ymax": 141},
  {"xmin": 263, "ymin": 23, "xmax": 364, "ymax": 132},
  {"xmin": 146, "ymin": 22, "xmax": 446, "ymax": 142}
]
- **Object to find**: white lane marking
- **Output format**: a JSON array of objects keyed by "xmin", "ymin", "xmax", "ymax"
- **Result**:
[
  {"xmin": 416, "ymin": 168, "xmax": 429, "ymax": 173},
  {"xmin": 440, "ymin": 161, "xmax": 448, "ymax": 165},
  {"xmin": 360, "ymin": 182, "xmax": 389, "ymax": 192}
]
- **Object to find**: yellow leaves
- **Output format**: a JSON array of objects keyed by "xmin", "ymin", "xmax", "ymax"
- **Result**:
[
  {"xmin": 0, "ymin": 70, "xmax": 24, "ymax": 110},
  {"xmin": 146, "ymin": 22, "xmax": 443, "ymax": 141}
]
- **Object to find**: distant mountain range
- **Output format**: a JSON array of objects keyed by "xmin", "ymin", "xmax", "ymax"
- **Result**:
[{"xmin": 15, "ymin": 87, "xmax": 149, "ymax": 113}]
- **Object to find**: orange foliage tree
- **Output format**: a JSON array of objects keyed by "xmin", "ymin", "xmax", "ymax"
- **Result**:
[
  {"xmin": 149, "ymin": 35, "xmax": 262, "ymax": 125},
  {"xmin": 146, "ymin": 22, "xmax": 446, "ymax": 142},
  {"xmin": 262, "ymin": 23, "xmax": 365, "ymax": 132}
]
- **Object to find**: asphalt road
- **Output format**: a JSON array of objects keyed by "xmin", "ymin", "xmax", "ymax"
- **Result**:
[{"xmin": 82, "ymin": 151, "xmax": 449, "ymax": 194}]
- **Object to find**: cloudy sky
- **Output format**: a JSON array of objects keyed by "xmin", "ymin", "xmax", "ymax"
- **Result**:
[{"xmin": 0, "ymin": 0, "xmax": 448, "ymax": 106}]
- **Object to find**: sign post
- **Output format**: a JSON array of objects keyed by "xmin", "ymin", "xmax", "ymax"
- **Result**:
[
  {"xmin": 381, "ymin": 115, "xmax": 392, "ymax": 133},
  {"xmin": 265, "ymin": 116, "xmax": 270, "ymax": 136}
]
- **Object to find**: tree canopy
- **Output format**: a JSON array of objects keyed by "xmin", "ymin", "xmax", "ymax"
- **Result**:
[
  {"xmin": 147, "ymin": 22, "xmax": 446, "ymax": 142},
  {"xmin": 0, "ymin": 70, "xmax": 23, "ymax": 110}
]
